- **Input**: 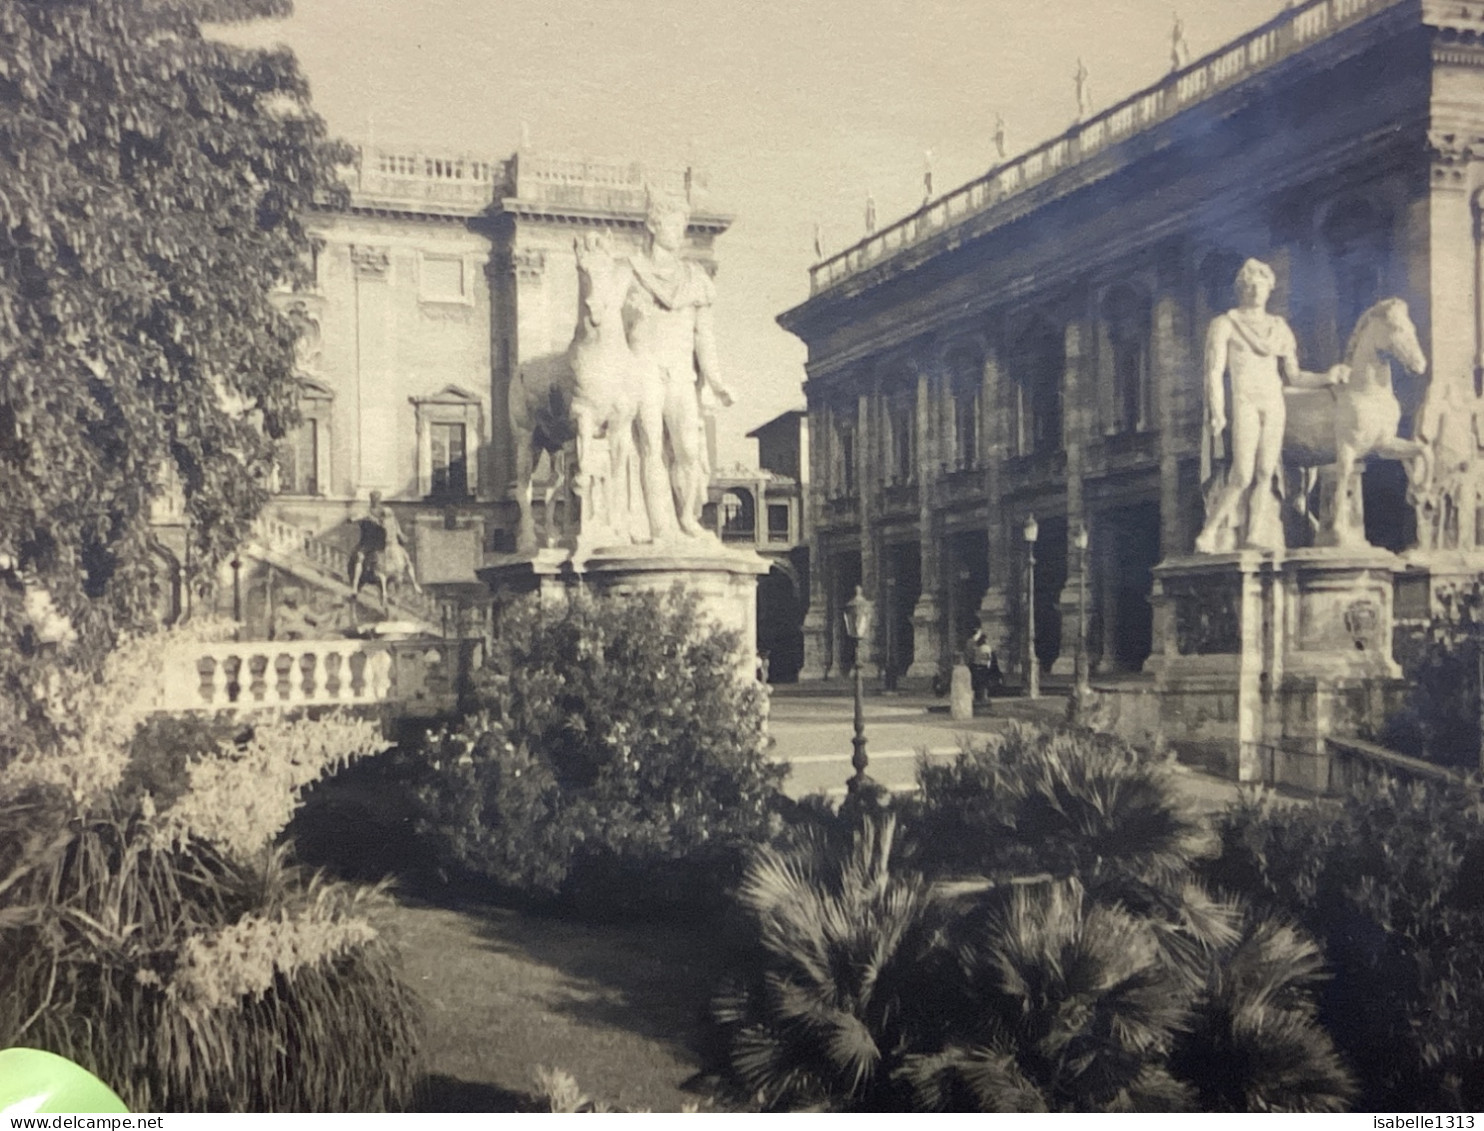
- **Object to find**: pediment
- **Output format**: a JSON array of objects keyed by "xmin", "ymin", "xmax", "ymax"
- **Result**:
[{"xmin": 411, "ymin": 383, "xmax": 483, "ymax": 406}]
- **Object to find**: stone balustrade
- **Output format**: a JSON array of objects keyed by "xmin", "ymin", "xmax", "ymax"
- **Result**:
[
  {"xmin": 345, "ymin": 148, "xmax": 509, "ymax": 214},
  {"xmin": 157, "ymin": 637, "xmax": 458, "ymax": 715},
  {"xmin": 809, "ymin": 0, "xmax": 1402, "ymax": 295}
]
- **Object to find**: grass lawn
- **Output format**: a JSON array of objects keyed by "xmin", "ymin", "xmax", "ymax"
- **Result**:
[{"xmin": 375, "ymin": 897, "xmax": 729, "ymax": 1112}]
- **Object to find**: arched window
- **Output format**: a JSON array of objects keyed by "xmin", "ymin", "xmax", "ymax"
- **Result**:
[
  {"xmin": 1101, "ymin": 285, "xmax": 1151, "ymax": 433},
  {"xmin": 886, "ymin": 385, "xmax": 915, "ymax": 484},
  {"xmin": 946, "ymin": 348, "xmax": 982, "ymax": 470},
  {"xmin": 1009, "ymin": 318, "xmax": 1064, "ymax": 456}
]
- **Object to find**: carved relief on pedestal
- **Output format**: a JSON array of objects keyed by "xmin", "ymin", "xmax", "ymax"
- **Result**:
[{"xmin": 1171, "ymin": 575, "xmax": 1242, "ymax": 655}]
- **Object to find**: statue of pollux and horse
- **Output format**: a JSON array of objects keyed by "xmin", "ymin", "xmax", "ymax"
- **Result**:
[{"xmin": 508, "ymin": 190, "xmax": 732, "ymax": 556}]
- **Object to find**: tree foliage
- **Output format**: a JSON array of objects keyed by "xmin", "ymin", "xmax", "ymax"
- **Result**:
[{"xmin": 0, "ymin": 0, "xmax": 348, "ymax": 651}]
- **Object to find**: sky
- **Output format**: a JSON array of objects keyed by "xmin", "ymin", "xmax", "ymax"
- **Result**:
[{"xmin": 232, "ymin": 0, "xmax": 1290, "ymax": 467}]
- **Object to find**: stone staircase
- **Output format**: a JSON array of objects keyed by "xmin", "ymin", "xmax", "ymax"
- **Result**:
[{"xmin": 247, "ymin": 514, "xmax": 445, "ymax": 633}]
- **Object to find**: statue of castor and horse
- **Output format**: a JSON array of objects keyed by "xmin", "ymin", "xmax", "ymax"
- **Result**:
[
  {"xmin": 1279, "ymin": 297, "xmax": 1431, "ymax": 548},
  {"xmin": 1205, "ymin": 296, "xmax": 1436, "ymax": 549},
  {"xmin": 508, "ymin": 232, "xmax": 646, "ymax": 552}
]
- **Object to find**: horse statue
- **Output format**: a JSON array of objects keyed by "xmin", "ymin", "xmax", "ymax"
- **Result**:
[
  {"xmin": 508, "ymin": 348, "xmax": 576, "ymax": 552},
  {"xmin": 566, "ymin": 231, "xmax": 647, "ymax": 548},
  {"xmin": 348, "ymin": 491, "xmax": 421, "ymax": 610},
  {"xmin": 507, "ymin": 232, "xmax": 649, "ymax": 553},
  {"xmin": 1281, "ymin": 297, "xmax": 1431, "ymax": 548}
]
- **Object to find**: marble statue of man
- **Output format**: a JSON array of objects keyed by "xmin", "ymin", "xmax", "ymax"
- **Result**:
[
  {"xmin": 1195, "ymin": 258, "xmax": 1342, "ymax": 553},
  {"xmin": 625, "ymin": 190, "xmax": 734, "ymax": 539}
]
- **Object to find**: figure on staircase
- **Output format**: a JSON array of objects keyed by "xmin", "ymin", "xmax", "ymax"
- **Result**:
[{"xmin": 349, "ymin": 490, "xmax": 421, "ymax": 610}]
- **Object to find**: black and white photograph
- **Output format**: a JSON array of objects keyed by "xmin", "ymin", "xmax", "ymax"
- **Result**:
[{"xmin": 3, "ymin": 0, "xmax": 1483, "ymax": 1114}]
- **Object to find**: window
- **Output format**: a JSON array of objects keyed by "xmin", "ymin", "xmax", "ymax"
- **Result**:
[
  {"xmin": 275, "ymin": 377, "xmax": 332, "ymax": 497},
  {"xmin": 411, "ymin": 385, "xmax": 484, "ymax": 499},
  {"xmin": 836, "ymin": 418, "xmax": 857, "ymax": 497},
  {"xmin": 1010, "ymin": 319, "xmax": 1064, "ymax": 456},
  {"xmin": 278, "ymin": 419, "xmax": 320, "ymax": 495},
  {"xmin": 947, "ymin": 351, "xmax": 981, "ymax": 470},
  {"xmin": 430, "ymin": 422, "xmax": 468, "ymax": 497},
  {"xmin": 888, "ymin": 395, "xmax": 914, "ymax": 484},
  {"xmin": 1101, "ymin": 286, "xmax": 1151, "ymax": 434},
  {"xmin": 767, "ymin": 503, "xmax": 791, "ymax": 543}
]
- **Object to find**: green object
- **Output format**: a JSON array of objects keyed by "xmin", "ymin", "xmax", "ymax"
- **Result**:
[{"xmin": 0, "ymin": 1048, "xmax": 129, "ymax": 1114}]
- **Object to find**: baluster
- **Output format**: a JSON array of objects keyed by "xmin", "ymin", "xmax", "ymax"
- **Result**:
[
  {"xmin": 324, "ymin": 651, "xmax": 343, "ymax": 701},
  {"xmin": 209, "ymin": 656, "xmax": 228, "ymax": 707},
  {"xmin": 275, "ymin": 653, "xmax": 295, "ymax": 704},
  {"xmin": 302, "ymin": 652, "xmax": 320, "ymax": 703}
]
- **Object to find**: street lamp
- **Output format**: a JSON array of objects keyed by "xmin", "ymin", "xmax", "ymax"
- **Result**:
[
  {"xmin": 1024, "ymin": 514, "xmax": 1040, "ymax": 699},
  {"xmin": 1071, "ymin": 522, "xmax": 1090, "ymax": 720},
  {"xmin": 842, "ymin": 585, "xmax": 876, "ymax": 794}
]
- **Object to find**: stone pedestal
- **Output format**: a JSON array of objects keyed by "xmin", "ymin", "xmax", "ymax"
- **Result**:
[
  {"xmin": 977, "ymin": 583, "xmax": 1014, "ymax": 678},
  {"xmin": 799, "ymin": 605, "xmax": 831, "ymax": 681},
  {"xmin": 478, "ymin": 540, "xmax": 770, "ymax": 663},
  {"xmin": 1149, "ymin": 548, "xmax": 1405, "ymax": 788},
  {"xmin": 907, "ymin": 592, "xmax": 944, "ymax": 680}
]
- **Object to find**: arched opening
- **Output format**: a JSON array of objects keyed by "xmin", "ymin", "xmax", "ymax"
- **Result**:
[{"xmin": 757, "ymin": 563, "xmax": 805, "ymax": 683}]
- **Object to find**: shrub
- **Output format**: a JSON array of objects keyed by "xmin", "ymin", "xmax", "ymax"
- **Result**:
[
  {"xmin": 909, "ymin": 723, "xmax": 1209, "ymax": 892},
  {"xmin": 1382, "ymin": 581, "xmax": 1483, "ymax": 769},
  {"xmin": 712, "ymin": 725, "xmax": 1351, "ymax": 1112},
  {"xmin": 0, "ymin": 624, "xmax": 423, "ymax": 1112},
  {"xmin": 1203, "ymin": 781, "xmax": 1484, "ymax": 1110},
  {"xmin": 408, "ymin": 587, "xmax": 784, "ymax": 914}
]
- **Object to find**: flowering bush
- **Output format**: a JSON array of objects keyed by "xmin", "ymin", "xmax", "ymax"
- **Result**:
[
  {"xmin": 408, "ymin": 587, "xmax": 784, "ymax": 915},
  {"xmin": 0, "ymin": 624, "xmax": 421, "ymax": 1112}
]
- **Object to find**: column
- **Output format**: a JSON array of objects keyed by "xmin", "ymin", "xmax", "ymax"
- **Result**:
[
  {"xmin": 1053, "ymin": 312, "xmax": 1089, "ymax": 677},
  {"xmin": 800, "ymin": 402, "xmax": 831, "ymax": 680},
  {"xmin": 1153, "ymin": 280, "xmax": 1195, "ymax": 560},
  {"xmin": 858, "ymin": 390, "xmax": 881, "ymax": 674},
  {"xmin": 977, "ymin": 344, "xmax": 1015, "ymax": 674},
  {"xmin": 909, "ymin": 366, "xmax": 945, "ymax": 679}
]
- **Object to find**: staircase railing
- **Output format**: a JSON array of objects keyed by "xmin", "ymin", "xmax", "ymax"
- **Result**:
[{"xmin": 248, "ymin": 515, "xmax": 447, "ymax": 627}]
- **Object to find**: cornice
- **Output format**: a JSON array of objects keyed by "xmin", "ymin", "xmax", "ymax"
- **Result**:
[{"xmin": 796, "ymin": 121, "xmax": 1422, "ymax": 389}]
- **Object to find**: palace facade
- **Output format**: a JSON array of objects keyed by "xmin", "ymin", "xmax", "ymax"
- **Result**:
[
  {"xmin": 780, "ymin": 0, "xmax": 1484, "ymax": 685},
  {"xmin": 160, "ymin": 148, "xmax": 735, "ymax": 637}
]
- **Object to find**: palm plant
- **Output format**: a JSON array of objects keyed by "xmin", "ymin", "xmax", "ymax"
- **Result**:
[
  {"xmin": 1173, "ymin": 915, "xmax": 1355, "ymax": 1112},
  {"xmin": 900, "ymin": 878, "xmax": 1194, "ymax": 1112},
  {"xmin": 711, "ymin": 816, "xmax": 950, "ymax": 1110}
]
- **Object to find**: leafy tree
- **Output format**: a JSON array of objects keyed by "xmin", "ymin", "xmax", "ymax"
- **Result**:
[{"xmin": 0, "ymin": 0, "xmax": 349, "ymax": 675}]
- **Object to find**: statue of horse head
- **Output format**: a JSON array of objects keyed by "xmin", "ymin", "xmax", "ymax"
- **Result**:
[
  {"xmin": 573, "ymin": 231, "xmax": 627, "ymax": 330},
  {"xmin": 1345, "ymin": 297, "xmax": 1428, "ymax": 378}
]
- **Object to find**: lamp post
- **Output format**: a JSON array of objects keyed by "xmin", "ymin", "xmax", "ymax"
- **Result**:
[
  {"xmin": 843, "ymin": 585, "xmax": 876, "ymax": 793},
  {"xmin": 1071, "ymin": 522, "xmax": 1090, "ymax": 720},
  {"xmin": 1024, "ymin": 514, "xmax": 1040, "ymax": 699}
]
